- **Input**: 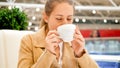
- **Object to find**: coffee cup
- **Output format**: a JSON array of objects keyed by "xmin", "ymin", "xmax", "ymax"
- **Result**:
[{"xmin": 57, "ymin": 24, "xmax": 76, "ymax": 42}]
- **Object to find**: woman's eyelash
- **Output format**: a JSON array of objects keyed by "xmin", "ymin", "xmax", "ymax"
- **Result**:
[
  {"xmin": 56, "ymin": 18, "xmax": 62, "ymax": 20},
  {"xmin": 56, "ymin": 18, "xmax": 72, "ymax": 21},
  {"xmin": 67, "ymin": 18, "xmax": 71, "ymax": 20}
]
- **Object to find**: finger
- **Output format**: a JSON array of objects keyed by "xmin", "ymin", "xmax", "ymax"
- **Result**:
[
  {"xmin": 50, "ymin": 37, "xmax": 62, "ymax": 44},
  {"xmin": 75, "ymin": 28, "xmax": 82, "ymax": 35},
  {"xmin": 75, "ymin": 31, "xmax": 84, "ymax": 40},
  {"xmin": 74, "ymin": 34, "xmax": 85, "ymax": 42},
  {"xmin": 48, "ymin": 34, "xmax": 58, "ymax": 39},
  {"xmin": 73, "ymin": 38, "xmax": 85, "ymax": 45},
  {"xmin": 48, "ymin": 35, "xmax": 61, "ymax": 43},
  {"xmin": 72, "ymin": 40, "xmax": 85, "ymax": 51},
  {"xmin": 75, "ymin": 26, "xmax": 83, "ymax": 36},
  {"xmin": 58, "ymin": 38, "xmax": 63, "ymax": 43},
  {"xmin": 46, "ymin": 34, "xmax": 60, "ymax": 43},
  {"xmin": 53, "ymin": 44, "xmax": 59, "ymax": 49},
  {"xmin": 47, "ymin": 30, "xmax": 59, "ymax": 36},
  {"xmin": 51, "ymin": 38, "xmax": 59, "ymax": 43}
]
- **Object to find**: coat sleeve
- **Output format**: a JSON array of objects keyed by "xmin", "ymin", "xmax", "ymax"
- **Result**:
[
  {"xmin": 17, "ymin": 35, "xmax": 57, "ymax": 68},
  {"xmin": 77, "ymin": 50, "xmax": 99, "ymax": 68}
]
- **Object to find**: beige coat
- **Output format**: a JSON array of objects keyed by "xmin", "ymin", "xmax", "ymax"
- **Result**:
[{"xmin": 18, "ymin": 26, "xmax": 99, "ymax": 68}]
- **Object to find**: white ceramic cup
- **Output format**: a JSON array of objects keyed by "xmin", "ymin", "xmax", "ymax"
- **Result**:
[{"xmin": 57, "ymin": 24, "xmax": 76, "ymax": 42}]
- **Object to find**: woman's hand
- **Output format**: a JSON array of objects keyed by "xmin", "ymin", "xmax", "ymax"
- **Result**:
[
  {"xmin": 45, "ymin": 30, "xmax": 61, "ymax": 59},
  {"xmin": 71, "ymin": 27, "xmax": 85, "ymax": 57}
]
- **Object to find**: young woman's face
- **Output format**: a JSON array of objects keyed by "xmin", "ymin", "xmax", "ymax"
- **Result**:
[{"xmin": 45, "ymin": 3, "xmax": 74, "ymax": 30}]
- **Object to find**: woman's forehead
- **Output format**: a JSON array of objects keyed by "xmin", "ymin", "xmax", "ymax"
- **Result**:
[{"xmin": 51, "ymin": 3, "xmax": 74, "ymax": 15}]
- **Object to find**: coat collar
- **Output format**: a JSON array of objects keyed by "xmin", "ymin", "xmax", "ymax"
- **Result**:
[{"xmin": 32, "ymin": 25, "xmax": 47, "ymax": 48}]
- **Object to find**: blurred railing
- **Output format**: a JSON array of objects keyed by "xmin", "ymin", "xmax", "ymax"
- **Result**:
[{"xmin": 85, "ymin": 37, "xmax": 120, "ymax": 55}]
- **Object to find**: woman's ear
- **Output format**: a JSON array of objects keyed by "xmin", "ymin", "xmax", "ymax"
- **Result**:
[{"xmin": 42, "ymin": 12, "xmax": 48, "ymax": 23}]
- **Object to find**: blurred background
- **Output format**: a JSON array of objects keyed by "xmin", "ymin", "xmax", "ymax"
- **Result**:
[{"xmin": 0, "ymin": 0, "xmax": 120, "ymax": 68}]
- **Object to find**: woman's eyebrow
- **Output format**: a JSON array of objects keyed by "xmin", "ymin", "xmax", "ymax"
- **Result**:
[
  {"xmin": 55, "ymin": 15, "xmax": 73, "ymax": 17},
  {"xmin": 55, "ymin": 14, "xmax": 63, "ymax": 16},
  {"xmin": 68, "ymin": 15, "xmax": 73, "ymax": 17}
]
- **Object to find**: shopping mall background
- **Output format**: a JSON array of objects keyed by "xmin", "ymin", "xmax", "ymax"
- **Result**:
[{"xmin": 81, "ymin": 29, "xmax": 120, "ymax": 37}]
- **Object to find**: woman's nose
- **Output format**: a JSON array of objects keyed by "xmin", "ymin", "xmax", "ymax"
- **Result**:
[{"xmin": 63, "ymin": 19, "xmax": 68, "ymax": 24}]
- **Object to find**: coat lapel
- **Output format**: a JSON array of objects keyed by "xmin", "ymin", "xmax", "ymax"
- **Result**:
[
  {"xmin": 31, "ymin": 25, "xmax": 47, "ymax": 62},
  {"xmin": 32, "ymin": 25, "xmax": 47, "ymax": 48}
]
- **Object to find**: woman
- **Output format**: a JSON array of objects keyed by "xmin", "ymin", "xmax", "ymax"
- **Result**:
[
  {"xmin": 90, "ymin": 30, "xmax": 100, "ymax": 38},
  {"xmin": 18, "ymin": 0, "xmax": 99, "ymax": 68}
]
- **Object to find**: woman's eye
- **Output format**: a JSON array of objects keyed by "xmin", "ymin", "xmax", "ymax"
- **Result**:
[
  {"xmin": 67, "ymin": 18, "xmax": 72, "ymax": 21},
  {"xmin": 56, "ymin": 18, "xmax": 62, "ymax": 20}
]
